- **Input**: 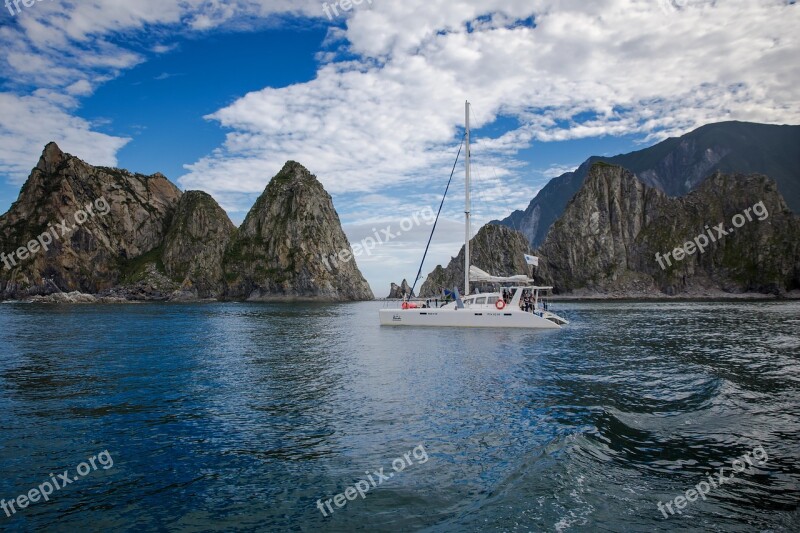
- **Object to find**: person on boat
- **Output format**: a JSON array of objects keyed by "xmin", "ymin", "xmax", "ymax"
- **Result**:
[{"xmin": 523, "ymin": 291, "xmax": 533, "ymax": 312}]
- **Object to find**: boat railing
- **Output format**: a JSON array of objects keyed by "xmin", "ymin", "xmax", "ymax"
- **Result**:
[{"xmin": 381, "ymin": 298, "xmax": 452, "ymax": 309}]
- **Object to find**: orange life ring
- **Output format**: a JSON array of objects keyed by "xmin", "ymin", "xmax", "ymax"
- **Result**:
[
  {"xmin": 401, "ymin": 302, "xmax": 409, "ymax": 309},
  {"xmin": 495, "ymin": 299, "xmax": 506, "ymax": 310}
]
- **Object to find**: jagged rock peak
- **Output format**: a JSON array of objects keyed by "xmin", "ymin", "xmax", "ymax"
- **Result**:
[
  {"xmin": 281, "ymin": 160, "xmax": 312, "ymax": 174},
  {"xmin": 272, "ymin": 160, "xmax": 322, "ymax": 187},
  {"xmin": 223, "ymin": 161, "xmax": 374, "ymax": 301},
  {"xmin": 36, "ymin": 142, "xmax": 66, "ymax": 174},
  {"xmin": 388, "ymin": 279, "xmax": 414, "ymax": 299},
  {"xmin": 1, "ymin": 143, "xmax": 183, "ymax": 300},
  {"xmin": 162, "ymin": 191, "xmax": 236, "ymax": 299}
]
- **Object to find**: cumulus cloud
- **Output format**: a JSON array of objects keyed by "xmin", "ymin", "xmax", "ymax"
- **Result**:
[
  {"xmin": 0, "ymin": 0, "xmax": 324, "ymax": 182},
  {"xmin": 179, "ymin": 0, "xmax": 800, "ymax": 217},
  {"xmin": 0, "ymin": 92, "xmax": 130, "ymax": 182}
]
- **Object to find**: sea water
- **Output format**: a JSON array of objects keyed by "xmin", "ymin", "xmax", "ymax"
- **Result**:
[{"xmin": 0, "ymin": 301, "xmax": 798, "ymax": 531}]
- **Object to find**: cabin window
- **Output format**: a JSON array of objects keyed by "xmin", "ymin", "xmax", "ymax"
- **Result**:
[
  {"xmin": 487, "ymin": 296, "xmax": 499, "ymax": 304},
  {"xmin": 475, "ymin": 297, "xmax": 487, "ymax": 305}
]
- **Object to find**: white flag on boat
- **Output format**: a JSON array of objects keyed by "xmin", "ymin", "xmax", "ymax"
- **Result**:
[{"xmin": 524, "ymin": 254, "xmax": 539, "ymax": 266}]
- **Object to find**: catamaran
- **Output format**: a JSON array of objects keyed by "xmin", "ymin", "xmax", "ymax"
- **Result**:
[{"xmin": 379, "ymin": 101, "xmax": 569, "ymax": 329}]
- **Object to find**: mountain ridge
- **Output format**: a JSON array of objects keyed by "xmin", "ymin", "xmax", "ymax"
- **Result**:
[
  {"xmin": 495, "ymin": 121, "xmax": 800, "ymax": 247},
  {"xmin": 534, "ymin": 163, "xmax": 800, "ymax": 296}
]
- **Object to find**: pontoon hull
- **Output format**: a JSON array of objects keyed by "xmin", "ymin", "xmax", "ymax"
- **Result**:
[{"xmin": 378, "ymin": 308, "xmax": 562, "ymax": 329}]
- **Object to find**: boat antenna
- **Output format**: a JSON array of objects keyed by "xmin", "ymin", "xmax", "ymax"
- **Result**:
[{"xmin": 409, "ymin": 132, "xmax": 466, "ymax": 297}]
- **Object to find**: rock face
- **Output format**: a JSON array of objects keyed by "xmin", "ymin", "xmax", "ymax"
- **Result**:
[
  {"xmin": 0, "ymin": 145, "xmax": 374, "ymax": 302},
  {"xmin": 496, "ymin": 122, "xmax": 800, "ymax": 247},
  {"xmin": 535, "ymin": 163, "xmax": 800, "ymax": 295},
  {"xmin": 223, "ymin": 161, "xmax": 374, "ymax": 301},
  {"xmin": 162, "ymin": 191, "xmax": 236, "ymax": 299},
  {"xmin": 388, "ymin": 279, "xmax": 414, "ymax": 299},
  {"xmin": 0, "ymin": 143, "xmax": 182, "ymax": 299},
  {"xmin": 419, "ymin": 224, "xmax": 534, "ymax": 297}
]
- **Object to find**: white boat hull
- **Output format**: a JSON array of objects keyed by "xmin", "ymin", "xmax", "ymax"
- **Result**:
[{"xmin": 378, "ymin": 307, "xmax": 563, "ymax": 329}]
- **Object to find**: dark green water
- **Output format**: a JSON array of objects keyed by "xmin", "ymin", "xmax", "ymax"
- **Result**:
[{"xmin": 0, "ymin": 301, "xmax": 798, "ymax": 532}]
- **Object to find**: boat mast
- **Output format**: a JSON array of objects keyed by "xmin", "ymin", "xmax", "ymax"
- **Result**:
[{"xmin": 464, "ymin": 100, "xmax": 471, "ymax": 296}]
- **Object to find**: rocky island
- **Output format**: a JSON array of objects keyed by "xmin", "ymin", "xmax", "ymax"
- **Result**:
[
  {"xmin": 387, "ymin": 279, "xmax": 414, "ymax": 299},
  {"xmin": 0, "ymin": 144, "xmax": 374, "ymax": 302}
]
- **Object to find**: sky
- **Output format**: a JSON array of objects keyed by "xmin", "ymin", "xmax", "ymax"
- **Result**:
[{"xmin": 0, "ymin": 0, "xmax": 797, "ymax": 296}]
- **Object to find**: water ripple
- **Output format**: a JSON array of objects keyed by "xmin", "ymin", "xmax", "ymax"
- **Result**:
[{"xmin": 0, "ymin": 301, "xmax": 798, "ymax": 532}]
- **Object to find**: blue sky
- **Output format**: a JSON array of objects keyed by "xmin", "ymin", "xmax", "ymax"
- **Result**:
[
  {"xmin": 0, "ymin": 0, "xmax": 797, "ymax": 295},
  {"xmin": 77, "ymin": 27, "xmax": 327, "ymax": 180}
]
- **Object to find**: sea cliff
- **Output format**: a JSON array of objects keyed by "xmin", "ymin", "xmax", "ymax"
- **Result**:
[{"xmin": 535, "ymin": 164, "xmax": 800, "ymax": 297}]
